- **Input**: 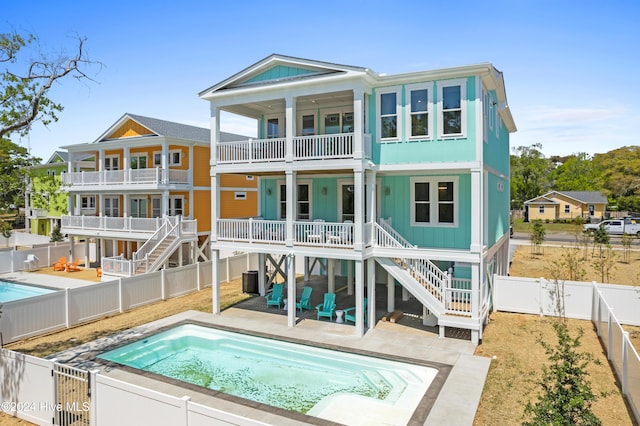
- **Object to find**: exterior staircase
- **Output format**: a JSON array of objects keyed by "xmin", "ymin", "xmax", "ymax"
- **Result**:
[
  {"xmin": 373, "ymin": 219, "xmax": 475, "ymax": 326},
  {"xmin": 134, "ymin": 235, "xmax": 179, "ymax": 274}
]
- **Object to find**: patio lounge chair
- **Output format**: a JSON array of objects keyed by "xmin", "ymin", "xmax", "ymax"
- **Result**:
[
  {"xmin": 265, "ymin": 283, "xmax": 284, "ymax": 309},
  {"xmin": 296, "ymin": 286, "xmax": 313, "ymax": 313},
  {"xmin": 344, "ymin": 297, "xmax": 367, "ymax": 325},
  {"xmin": 316, "ymin": 292, "xmax": 336, "ymax": 321},
  {"xmin": 65, "ymin": 258, "xmax": 81, "ymax": 272},
  {"xmin": 52, "ymin": 256, "xmax": 67, "ymax": 271}
]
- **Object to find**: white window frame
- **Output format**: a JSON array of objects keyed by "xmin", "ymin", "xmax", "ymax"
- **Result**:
[
  {"xmin": 410, "ymin": 176, "xmax": 458, "ymax": 227},
  {"xmin": 539, "ymin": 205, "xmax": 545, "ymax": 214},
  {"xmin": 246, "ymin": 175, "xmax": 254, "ymax": 181},
  {"xmin": 564, "ymin": 204, "xmax": 570, "ymax": 214},
  {"xmin": 277, "ymin": 180, "xmax": 312, "ymax": 220},
  {"xmin": 151, "ymin": 196, "xmax": 162, "ymax": 218},
  {"xmin": 264, "ymin": 114, "xmax": 285, "ymax": 139},
  {"xmin": 405, "ymin": 82, "xmax": 433, "ymax": 140},
  {"xmin": 437, "ymin": 78, "xmax": 467, "ymax": 139},
  {"xmin": 168, "ymin": 150, "xmax": 182, "ymax": 166},
  {"xmin": 104, "ymin": 197, "xmax": 120, "ymax": 217},
  {"xmin": 81, "ymin": 196, "xmax": 96, "ymax": 209},
  {"xmin": 169, "ymin": 196, "xmax": 184, "ymax": 216},
  {"xmin": 153, "ymin": 151, "xmax": 162, "ymax": 167},
  {"xmin": 376, "ymin": 85, "xmax": 401, "ymax": 143},
  {"xmin": 104, "ymin": 155, "xmax": 120, "ymax": 171},
  {"xmin": 130, "ymin": 153, "xmax": 148, "ymax": 169},
  {"xmin": 297, "ymin": 112, "xmax": 316, "ymax": 136}
]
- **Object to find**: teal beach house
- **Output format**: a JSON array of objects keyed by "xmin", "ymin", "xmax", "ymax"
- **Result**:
[{"xmin": 200, "ymin": 55, "xmax": 516, "ymax": 343}]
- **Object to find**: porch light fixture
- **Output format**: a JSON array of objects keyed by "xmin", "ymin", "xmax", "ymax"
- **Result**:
[
  {"xmin": 266, "ymin": 188, "xmax": 272, "ymax": 196},
  {"xmin": 321, "ymin": 187, "xmax": 327, "ymax": 195},
  {"xmin": 385, "ymin": 187, "xmax": 391, "ymax": 196}
]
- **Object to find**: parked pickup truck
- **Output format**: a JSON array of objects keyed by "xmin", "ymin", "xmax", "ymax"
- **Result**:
[{"xmin": 583, "ymin": 218, "xmax": 640, "ymax": 236}]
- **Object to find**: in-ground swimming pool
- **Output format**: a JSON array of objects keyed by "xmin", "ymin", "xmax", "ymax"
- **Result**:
[
  {"xmin": 99, "ymin": 323, "xmax": 440, "ymax": 425},
  {"xmin": 0, "ymin": 280, "xmax": 56, "ymax": 303}
]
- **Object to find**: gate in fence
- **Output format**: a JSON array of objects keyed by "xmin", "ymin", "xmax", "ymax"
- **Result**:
[{"xmin": 53, "ymin": 363, "xmax": 90, "ymax": 426}]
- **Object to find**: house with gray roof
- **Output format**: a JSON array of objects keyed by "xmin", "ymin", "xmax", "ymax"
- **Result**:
[{"xmin": 524, "ymin": 190, "xmax": 608, "ymax": 222}]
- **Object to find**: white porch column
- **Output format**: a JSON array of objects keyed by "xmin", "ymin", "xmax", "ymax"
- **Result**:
[
  {"xmin": 162, "ymin": 191, "xmax": 170, "ymax": 217},
  {"xmin": 327, "ymin": 258, "xmax": 335, "ymax": 294},
  {"xmin": 471, "ymin": 262, "xmax": 481, "ymax": 344},
  {"xmin": 98, "ymin": 194, "xmax": 104, "ymax": 216},
  {"xmin": 210, "ymin": 106, "xmax": 220, "ymax": 167},
  {"xmin": 84, "ymin": 239, "xmax": 90, "ymax": 269},
  {"xmin": 387, "ymin": 271, "xmax": 395, "ymax": 313},
  {"xmin": 367, "ymin": 258, "xmax": 376, "ymax": 330},
  {"xmin": 123, "ymin": 194, "xmax": 129, "ymax": 217},
  {"xmin": 347, "ymin": 260, "xmax": 354, "ymax": 295},
  {"xmin": 285, "ymin": 96, "xmax": 295, "ymax": 162},
  {"xmin": 287, "ymin": 253, "xmax": 296, "ymax": 327},
  {"xmin": 353, "ymin": 170, "xmax": 364, "ymax": 251},
  {"xmin": 98, "ymin": 149, "xmax": 104, "ymax": 171},
  {"xmin": 304, "ymin": 256, "xmax": 310, "ymax": 281},
  {"xmin": 211, "ymin": 249, "xmax": 220, "ymax": 314},
  {"xmin": 210, "ymin": 173, "xmax": 219, "ymax": 242},
  {"xmin": 366, "ymin": 170, "xmax": 376, "ymax": 242},
  {"xmin": 123, "ymin": 146, "xmax": 130, "ymax": 175},
  {"xmin": 74, "ymin": 194, "xmax": 81, "ymax": 215},
  {"xmin": 353, "ymin": 89, "xmax": 364, "ymax": 160},
  {"xmin": 354, "ymin": 260, "xmax": 364, "ymax": 337},
  {"xmin": 258, "ymin": 253, "xmax": 266, "ymax": 296},
  {"xmin": 285, "ymin": 170, "xmax": 296, "ymax": 246}
]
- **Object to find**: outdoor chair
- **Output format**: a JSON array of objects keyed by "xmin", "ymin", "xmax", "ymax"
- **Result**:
[
  {"xmin": 265, "ymin": 283, "xmax": 284, "ymax": 309},
  {"xmin": 344, "ymin": 297, "xmax": 367, "ymax": 325},
  {"xmin": 52, "ymin": 256, "xmax": 67, "ymax": 271},
  {"xmin": 295, "ymin": 286, "xmax": 313, "ymax": 313},
  {"xmin": 306, "ymin": 219, "xmax": 325, "ymax": 243},
  {"xmin": 65, "ymin": 258, "xmax": 81, "ymax": 272},
  {"xmin": 316, "ymin": 292, "xmax": 336, "ymax": 321}
]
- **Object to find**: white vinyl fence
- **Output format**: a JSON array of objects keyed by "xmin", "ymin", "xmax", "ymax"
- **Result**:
[
  {"xmin": 494, "ymin": 275, "xmax": 640, "ymax": 424},
  {"xmin": 0, "ymin": 243, "xmax": 79, "ymax": 274},
  {"xmin": 0, "ymin": 350, "xmax": 268, "ymax": 426},
  {"xmin": 1, "ymin": 252, "xmax": 258, "ymax": 345}
]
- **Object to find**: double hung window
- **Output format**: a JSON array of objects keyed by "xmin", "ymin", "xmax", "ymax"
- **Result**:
[
  {"xmin": 437, "ymin": 79, "xmax": 467, "ymax": 138},
  {"xmin": 410, "ymin": 177, "xmax": 458, "ymax": 226}
]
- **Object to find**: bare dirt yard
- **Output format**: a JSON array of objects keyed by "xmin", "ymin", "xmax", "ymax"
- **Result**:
[
  {"xmin": 2, "ymin": 246, "xmax": 638, "ymax": 425},
  {"xmin": 473, "ymin": 242, "xmax": 640, "ymax": 425}
]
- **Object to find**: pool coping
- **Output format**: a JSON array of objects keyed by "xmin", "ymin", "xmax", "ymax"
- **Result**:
[
  {"xmin": 94, "ymin": 319, "xmax": 452, "ymax": 425},
  {"xmin": 49, "ymin": 309, "xmax": 490, "ymax": 425}
]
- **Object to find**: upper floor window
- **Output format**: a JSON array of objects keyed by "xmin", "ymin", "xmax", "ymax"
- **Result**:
[
  {"xmin": 410, "ymin": 177, "xmax": 458, "ymax": 227},
  {"xmin": 377, "ymin": 87, "xmax": 400, "ymax": 141},
  {"xmin": 169, "ymin": 196, "xmax": 184, "ymax": 216},
  {"xmin": 539, "ymin": 205, "xmax": 545, "ymax": 214},
  {"xmin": 104, "ymin": 197, "xmax": 119, "ymax": 217},
  {"xmin": 405, "ymin": 83, "xmax": 433, "ymax": 139},
  {"xmin": 437, "ymin": 79, "xmax": 467, "ymax": 138},
  {"xmin": 104, "ymin": 156, "xmax": 119, "ymax": 171},
  {"xmin": 564, "ymin": 204, "xmax": 570, "ymax": 214},
  {"xmin": 278, "ymin": 182, "xmax": 311, "ymax": 220},
  {"xmin": 131, "ymin": 154, "xmax": 147, "ymax": 169},
  {"xmin": 301, "ymin": 114, "xmax": 315, "ymax": 136},
  {"xmin": 153, "ymin": 152, "xmax": 162, "ymax": 167},
  {"xmin": 266, "ymin": 116, "xmax": 284, "ymax": 139},
  {"xmin": 169, "ymin": 150, "xmax": 181, "ymax": 166},
  {"xmin": 81, "ymin": 196, "xmax": 95, "ymax": 209}
]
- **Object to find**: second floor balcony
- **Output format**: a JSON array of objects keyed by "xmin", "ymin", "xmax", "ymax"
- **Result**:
[
  {"xmin": 62, "ymin": 168, "xmax": 189, "ymax": 189},
  {"xmin": 216, "ymin": 133, "xmax": 371, "ymax": 165},
  {"xmin": 61, "ymin": 215, "xmax": 197, "ymax": 238}
]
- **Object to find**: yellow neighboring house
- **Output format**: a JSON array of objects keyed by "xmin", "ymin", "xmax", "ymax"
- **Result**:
[
  {"xmin": 524, "ymin": 190, "xmax": 607, "ymax": 222},
  {"xmin": 60, "ymin": 113, "xmax": 256, "ymax": 274}
]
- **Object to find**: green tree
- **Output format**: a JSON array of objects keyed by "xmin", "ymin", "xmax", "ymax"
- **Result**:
[
  {"xmin": 50, "ymin": 224, "xmax": 64, "ymax": 242},
  {"xmin": 530, "ymin": 220, "xmax": 546, "ymax": 256},
  {"xmin": 593, "ymin": 147, "xmax": 640, "ymax": 212},
  {"xmin": 511, "ymin": 143, "xmax": 554, "ymax": 210},
  {"xmin": 621, "ymin": 233, "xmax": 634, "ymax": 263},
  {"xmin": 551, "ymin": 152, "xmax": 603, "ymax": 191},
  {"xmin": 592, "ymin": 227, "xmax": 609, "ymax": 258},
  {"xmin": 523, "ymin": 322, "xmax": 603, "ymax": 426},
  {"xmin": 592, "ymin": 245, "xmax": 617, "ymax": 284},
  {"xmin": 0, "ymin": 220, "xmax": 11, "ymax": 246},
  {"xmin": 1, "ymin": 32, "xmax": 97, "ymax": 209}
]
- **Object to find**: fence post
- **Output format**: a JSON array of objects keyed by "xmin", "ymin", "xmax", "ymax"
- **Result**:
[
  {"xmin": 161, "ymin": 269, "xmax": 166, "ymax": 300},
  {"xmin": 118, "ymin": 278, "xmax": 123, "ymax": 313},
  {"xmin": 622, "ymin": 331, "xmax": 629, "ymax": 395},
  {"xmin": 538, "ymin": 277, "xmax": 545, "ymax": 317},
  {"xmin": 90, "ymin": 369, "xmax": 99, "ymax": 425},
  {"xmin": 180, "ymin": 395, "xmax": 190, "ymax": 426},
  {"xmin": 608, "ymin": 309, "xmax": 614, "ymax": 362},
  {"xmin": 65, "ymin": 288, "xmax": 71, "ymax": 328},
  {"xmin": 197, "ymin": 261, "xmax": 201, "ymax": 291}
]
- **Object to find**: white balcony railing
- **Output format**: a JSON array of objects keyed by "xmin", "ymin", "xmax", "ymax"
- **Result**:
[
  {"xmin": 293, "ymin": 133, "xmax": 353, "ymax": 160},
  {"xmin": 217, "ymin": 138, "xmax": 286, "ymax": 164},
  {"xmin": 61, "ymin": 215, "xmax": 197, "ymax": 235},
  {"xmin": 61, "ymin": 168, "xmax": 189, "ymax": 187},
  {"xmin": 216, "ymin": 218, "xmax": 354, "ymax": 248},
  {"xmin": 216, "ymin": 133, "xmax": 371, "ymax": 164}
]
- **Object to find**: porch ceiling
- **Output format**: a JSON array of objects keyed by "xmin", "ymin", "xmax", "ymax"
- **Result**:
[{"xmin": 221, "ymin": 90, "xmax": 354, "ymax": 118}]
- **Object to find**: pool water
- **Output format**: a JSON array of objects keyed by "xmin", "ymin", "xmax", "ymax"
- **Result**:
[
  {"xmin": 0, "ymin": 280, "xmax": 56, "ymax": 303},
  {"xmin": 99, "ymin": 324, "xmax": 438, "ymax": 422}
]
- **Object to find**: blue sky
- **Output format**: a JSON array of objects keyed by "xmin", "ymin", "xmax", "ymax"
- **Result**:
[{"xmin": 3, "ymin": 0, "xmax": 639, "ymax": 161}]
